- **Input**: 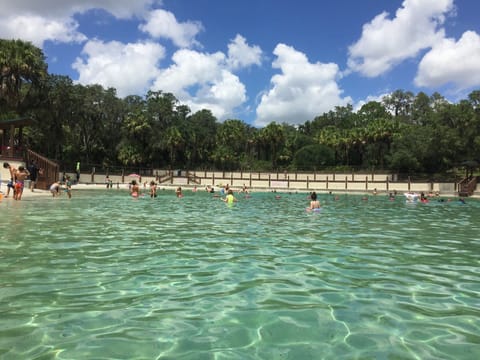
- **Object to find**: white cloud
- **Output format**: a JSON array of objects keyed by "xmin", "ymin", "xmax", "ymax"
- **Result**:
[
  {"xmin": 151, "ymin": 49, "xmax": 247, "ymax": 120},
  {"xmin": 254, "ymin": 44, "xmax": 351, "ymax": 127},
  {"xmin": 0, "ymin": 15, "xmax": 86, "ymax": 47},
  {"xmin": 0, "ymin": 0, "xmax": 158, "ymax": 46},
  {"xmin": 353, "ymin": 93, "xmax": 390, "ymax": 112},
  {"xmin": 0, "ymin": 0, "xmax": 157, "ymax": 19},
  {"xmin": 348, "ymin": 0, "xmax": 454, "ymax": 77},
  {"xmin": 227, "ymin": 34, "xmax": 262, "ymax": 70},
  {"xmin": 73, "ymin": 39, "xmax": 165, "ymax": 97},
  {"xmin": 139, "ymin": 9, "xmax": 203, "ymax": 48},
  {"xmin": 415, "ymin": 31, "xmax": 480, "ymax": 90}
]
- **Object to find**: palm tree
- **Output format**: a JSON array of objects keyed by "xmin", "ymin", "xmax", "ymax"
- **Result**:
[
  {"xmin": 0, "ymin": 39, "xmax": 48, "ymax": 113},
  {"xmin": 260, "ymin": 122, "xmax": 285, "ymax": 169},
  {"xmin": 164, "ymin": 126, "xmax": 184, "ymax": 166}
]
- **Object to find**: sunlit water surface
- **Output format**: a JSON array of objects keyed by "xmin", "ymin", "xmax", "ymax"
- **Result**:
[{"xmin": 1, "ymin": 190, "xmax": 479, "ymax": 359}]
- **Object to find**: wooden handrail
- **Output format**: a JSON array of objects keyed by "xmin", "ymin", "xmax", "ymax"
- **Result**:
[
  {"xmin": 187, "ymin": 171, "xmax": 202, "ymax": 184},
  {"xmin": 458, "ymin": 176, "xmax": 477, "ymax": 196},
  {"xmin": 157, "ymin": 173, "xmax": 173, "ymax": 184},
  {"xmin": 26, "ymin": 149, "xmax": 59, "ymax": 190}
]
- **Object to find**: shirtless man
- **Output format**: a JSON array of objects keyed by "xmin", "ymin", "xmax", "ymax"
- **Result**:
[
  {"xmin": 3, "ymin": 162, "xmax": 17, "ymax": 198},
  {"xmin": 14, "ymin": 165, "xmax": 30, "ymax": 200}
]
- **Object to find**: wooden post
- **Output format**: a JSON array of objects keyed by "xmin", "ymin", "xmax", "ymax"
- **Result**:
[
  {"xmin": 345, "ymin": 176, "xmax": 348, "ymax": 190},
  {"xmin": 269, "ymin": 173, "xmax": 271, "ymax": 188},
  {"xmin": 326, "ymin": 176, "xmax": 329, "ymax": 190},
  {"xmin": 307, "ymin": 176, "xmax": 309, "ymax": 190},
  {"xmin": 365, "ymin": 176, "xmax": 368, "ymax": 191}
]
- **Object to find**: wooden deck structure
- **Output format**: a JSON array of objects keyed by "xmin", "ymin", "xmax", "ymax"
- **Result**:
[{"xmin": 0, "ymin": 117, "xmax": 33, "ymax": 160}]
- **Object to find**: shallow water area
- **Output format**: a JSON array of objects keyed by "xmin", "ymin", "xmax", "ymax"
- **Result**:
[{"xmin": 1, "ymin": 190, "xmax": 479, "ymax": 359}]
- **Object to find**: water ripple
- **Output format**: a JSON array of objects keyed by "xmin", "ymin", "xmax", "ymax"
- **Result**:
[{"xmin": 1, "ymin": 191, "xmax": 479, "ymax": 359}]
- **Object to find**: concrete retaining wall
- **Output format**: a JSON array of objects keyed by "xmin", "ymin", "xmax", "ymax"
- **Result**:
[{"xmin": 63, "ymin": 170, "xmax": 460, "ymax": 196}]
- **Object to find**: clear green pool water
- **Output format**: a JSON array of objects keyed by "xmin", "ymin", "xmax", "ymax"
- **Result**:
[{"xmin": 1, "ymin": 190, "xmax": 479, "ymax": 359}]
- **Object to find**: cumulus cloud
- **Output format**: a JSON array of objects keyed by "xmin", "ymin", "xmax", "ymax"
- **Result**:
[
  {"xmin": 0, "ymin": 0, "xmax": 157, "ymax": 46},
  {"xmin": 227, "ymin": 34, "xmax": 262, "ymax": 70},
  {"xmin": 254, "ymin": 44, "xmax": 351, "ymax": 127},
  {"xmin": 151, "ymin": 48, "xmax": 247, "ymax": 120},
  {"xmin": 353, "ymin": 93, "xmax": 391, "ymax": 112},
  {"xmin": 415, "ymin": 31, "xmax": 480, "ymax": 90},
  {"xmin": 0, "ymin": 15, "xmax": 86, "ymax": 47},
  {"xmin": 73, "ymin": 39, "xmax": 165, "ymax": 97},
  {"xmin": 0, "ymin": 0, "xmax": 157, "ymax": 19},
  {"xmin": 139, "ymin": 9, "xmax": 203, "ymax": 48},
  {"xmin": 348, "ymin": 0, "xmax": 454, "ymax": 77}
]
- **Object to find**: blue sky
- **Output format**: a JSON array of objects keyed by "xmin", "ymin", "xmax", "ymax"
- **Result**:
[{"xmin": 1, "ymin": 0, "xmax": 479, "ymax": 127}]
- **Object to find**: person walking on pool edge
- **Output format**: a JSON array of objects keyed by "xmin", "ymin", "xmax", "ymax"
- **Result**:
[
  {"xmin": 27, "ymin": 160, "xmax": 39, "ymax": 192},
  {"xmin": 3, "ymin": 162, "xmax": 17, "ymax": 198}
]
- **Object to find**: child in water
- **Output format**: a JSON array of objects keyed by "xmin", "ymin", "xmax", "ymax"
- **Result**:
[
  {"xmin": 150, "ymin": 181, "xmax": 157, "ymax": 198},
  {"xmin": 176, "ymin": 186, "xmax": 183, "ymax": 197},
  {"xmin": 222, "ymin": 189, "xmax": 237, "ymax": 205}
]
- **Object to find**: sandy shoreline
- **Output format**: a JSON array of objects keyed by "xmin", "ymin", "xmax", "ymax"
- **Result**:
[{"xmin": 1, "ymin": 182, "xmax": 477, "ymax": 201}]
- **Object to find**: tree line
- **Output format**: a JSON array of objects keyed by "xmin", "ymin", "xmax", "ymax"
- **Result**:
[{"xmin": 1, "ymin": 39, "xmax": 480, "ymax": 178}]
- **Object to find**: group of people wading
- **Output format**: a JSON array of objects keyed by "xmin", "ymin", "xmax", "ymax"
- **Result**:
[{"xmin": 2, "ymin": 161, "xmax": 40, "ymax": 201}]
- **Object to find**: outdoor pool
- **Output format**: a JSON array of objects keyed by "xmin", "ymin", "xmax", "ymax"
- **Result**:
[{"xmin": 1, "ymin": 190, "xmax": 479, "ymax": 359}]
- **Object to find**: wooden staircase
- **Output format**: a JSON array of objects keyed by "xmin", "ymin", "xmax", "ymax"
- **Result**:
[
  {"xmin": 25, "ymin": 149, "xmax": 59, "ymax": 190},
  {"xmin": 458, "ymin": 176, "xmax": 477, "ymax": 197}
]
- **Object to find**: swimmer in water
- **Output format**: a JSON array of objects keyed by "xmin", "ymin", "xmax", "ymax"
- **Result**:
[
  {"xmin": 150, "ymin": 180, "xmax": 157, "ymax": 198},
  {"xmin": 130, "ymin": 180, "xmax": 140, "ymax": 198},
  {"xmin": 308, "ymin": 191, "xmax": 321, "ymax": 211},
  {"xmin": 176, "ymin": 186, "xmax": 183, "ymax": 197},
  {"xmin": 222, "ymin": 189, "xmax": 237, "ymax": 205}
]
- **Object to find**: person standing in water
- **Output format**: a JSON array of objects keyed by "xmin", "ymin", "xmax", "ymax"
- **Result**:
[
  {"xmin": 150, "ymin": 180, "xmax": 157, "ymax": 198},
  {"xmin": 176, "ymin": 186, "xmax": 183, "ymax": 197},
  {"xmin": 65, "ymin": 175, "xmax": 72, "ymax": 199},
  {"xmin": 222, "ymin": 189, "xmax": 237, "ymax": 205},
  {"xmin": 308, "ymin": 191, "xmax": 321, "ymax": 211},
  {"xmin": 130, "ymin": 180, "xmax": 140, "ymax": 198},
  {"xmin": 14, "ymin": 165, "xmax": 30, "ymax": 200}
]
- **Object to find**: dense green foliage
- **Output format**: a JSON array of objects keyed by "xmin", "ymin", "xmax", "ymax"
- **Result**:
[{"xmin": 2, "ymin": 40, "xmax": 480, "ymax": 176}]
